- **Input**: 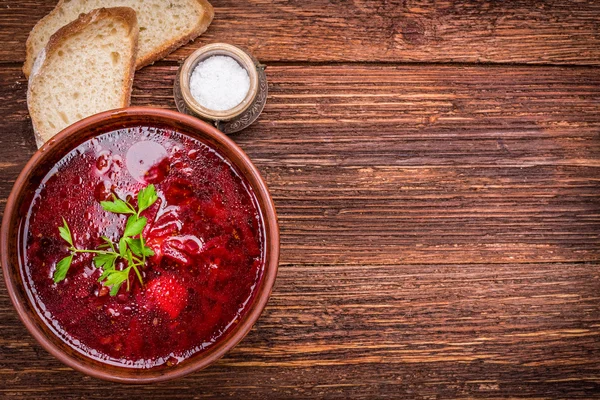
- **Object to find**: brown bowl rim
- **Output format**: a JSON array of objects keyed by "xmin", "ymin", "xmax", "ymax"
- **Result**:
[{"xmin": 0, "ymin": 107, "xmax": 279, "ymax": 384}]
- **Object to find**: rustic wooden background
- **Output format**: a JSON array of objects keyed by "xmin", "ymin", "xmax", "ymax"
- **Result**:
[{"xmin": 1, "ymin": 0, "xmax": 600, "ymax": 398}]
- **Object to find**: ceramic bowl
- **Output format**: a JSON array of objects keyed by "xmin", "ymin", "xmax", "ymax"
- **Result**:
[{"xmin": 0, "ymin": 107, "xmax": 279, "ymax": 383}]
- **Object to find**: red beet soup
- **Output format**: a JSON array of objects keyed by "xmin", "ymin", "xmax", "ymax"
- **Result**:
[{"xmin": 21, "ymin": 126, "xmax": 265, "ymax": 368}]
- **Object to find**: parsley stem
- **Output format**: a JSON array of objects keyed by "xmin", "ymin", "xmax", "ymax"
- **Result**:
[
  {"xmin": 70, "ymin": 248, "xmax": 114, "ymax": 255},
  {"xmin": 136, "ymin": 204, "xmax": 148, "ymax": 267},
  {"xmin": 125, "ymin": 267, "xmax": 131, "ymax": 291},
  {"xmin": 132, "ymin": 264, "xmax": 144, "ymax": 286},
  {"xmin": 140, "ymin": 235, "xmax": 146, "ymax": 266},
  {"xmin": 130, "ymin": 253, "xmax": 143, "ymax": 264}
]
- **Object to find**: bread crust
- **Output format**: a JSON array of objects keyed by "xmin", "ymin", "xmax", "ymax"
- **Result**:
[
  {"xmin": 136, "ymin": 0, "xmax": 215, "ymax": 69},
  {"xmin": 24, "ymin": 0, "xmax": 214, "ymax": 77},
  {"xmin": 27, "ymin": 7, "xmax": 139, "ymax": 146},
  {"xmin": 24, "ymin": 0, "xmax": 71, "ymax": 77}
]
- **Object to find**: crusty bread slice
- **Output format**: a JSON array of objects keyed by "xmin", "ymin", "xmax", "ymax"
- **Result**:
[
  {"xmin": 27, "ymin": 7, "xmax": 138, "ymax": 147},
  {"xmin": 23, "ymin": 0, "xmax": 214, "ymax": 77}
]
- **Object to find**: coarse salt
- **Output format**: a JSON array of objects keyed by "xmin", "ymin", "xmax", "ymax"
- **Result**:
[{"xmin": 189, "ymin": 55, "xmax": 250, "ymax": 111}]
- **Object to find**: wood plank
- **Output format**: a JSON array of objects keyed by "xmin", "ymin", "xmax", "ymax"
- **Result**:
[
  {"xmin": 1, "ymin": 262, "xmax": 600, "ymax": 398},
  {"xmin": 2, "ymin": 0, "xmax": 600, "ymax": 65},
  {"xmin": 0, "ymin": 64, "xmax": 599, "ymax": 397},
  {"xmin": 135, "ymin": 63, "xmax": 600, "ymax": 265},
  {"xmin": 1, "ymin": 64, "xmax": 600, "ymax": 266}
]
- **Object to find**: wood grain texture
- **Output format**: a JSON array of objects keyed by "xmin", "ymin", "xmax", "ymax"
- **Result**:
[
  {"xmin": 1, "ymin": 60, "xmax": 599, "ymax": 397},
  {"xmin": 2, "ymin": 0, "xmax": 600, "ymax": 397},
  {"xmin": 1, "ymin": 0, "xmax": 600, "ymax": 65}
]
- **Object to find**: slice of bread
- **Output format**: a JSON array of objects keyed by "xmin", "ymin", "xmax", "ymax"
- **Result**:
[
  {"xmin": 23, "ymin": 0, "xmax": 214, "ymax": 77},
  {"xmin": 27, "ymin": 7, "xmax": 138, "ymax": 147}
]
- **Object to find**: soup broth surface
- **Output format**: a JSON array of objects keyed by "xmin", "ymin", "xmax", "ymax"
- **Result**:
[{"xmin": 22, "ymin": 127, "xmax": 265, "ymax": 368}]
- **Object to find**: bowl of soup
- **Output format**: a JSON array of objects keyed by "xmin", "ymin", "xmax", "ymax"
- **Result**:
[{"xmin": 0, "ymin": 107, "xmax": 279, "ymax": 383}]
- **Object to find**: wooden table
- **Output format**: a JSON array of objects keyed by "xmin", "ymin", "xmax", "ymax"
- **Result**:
[{"xmin": 1, "ymin": 1, "xmax": 600, "ymax": 398}]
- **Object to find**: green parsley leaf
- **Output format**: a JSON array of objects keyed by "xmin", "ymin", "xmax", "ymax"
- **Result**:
[
  {"xmin": 53, "ymin": 254, "xmax": 73, "ymax": 283},
  {"xmin": 109, "ymin": 277, "xmax": 126, "ymax": 296},
  {"xmin": 125, "ymin": 237, "xmax": 142, "ymax": 256},
  {"xmin": 93, "ymin": 253, "xmax": 118, "ymax": 271},
  {"xmin": 137, "ymin": 184, "xmax": 158, "ymax": 214},
  {"xmin": 57, "ymin": 184, "xmax": 158, "ymax": 293},
  {"xmin": 110, "ymin": 284, "xmax": 122, "ymax": 296},
  {"xmin": 119, "ymin": 237, "xmax": 128, "ymax": 258},
  {"xmin": 98, "ymin": 268, "xmax": 113, "ymax": 283},
  {"xmin": 58, "ymin": 218, "xmax": 73, "ymax": 246},
  {"xmin": 101, "ymin": 198, "xmax": 135, "ymax": 215},
  {"xmin": 143, "ymin": 244, "xmax": 155, "ymax": 257},
  {"xmin": 101, "ymin": 268, "xmax": 131, "ymax": 296},
  {"xmin": 123, "ymin": 215, "xmax": 147, "ymax": 238},
  {"xmin": 125, "ymin": 237, "xmax": 155, "ymax": 257}
]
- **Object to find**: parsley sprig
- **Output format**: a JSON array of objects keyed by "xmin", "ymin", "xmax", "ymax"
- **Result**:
[{"xmin": 54, "ymin": 184, "xmax": 158, "ymax": 296}]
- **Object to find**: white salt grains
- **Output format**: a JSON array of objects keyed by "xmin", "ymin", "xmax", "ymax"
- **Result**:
[{"xmin": 189, "ymin": 55, "xmax": 251, "ymax": 111}]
